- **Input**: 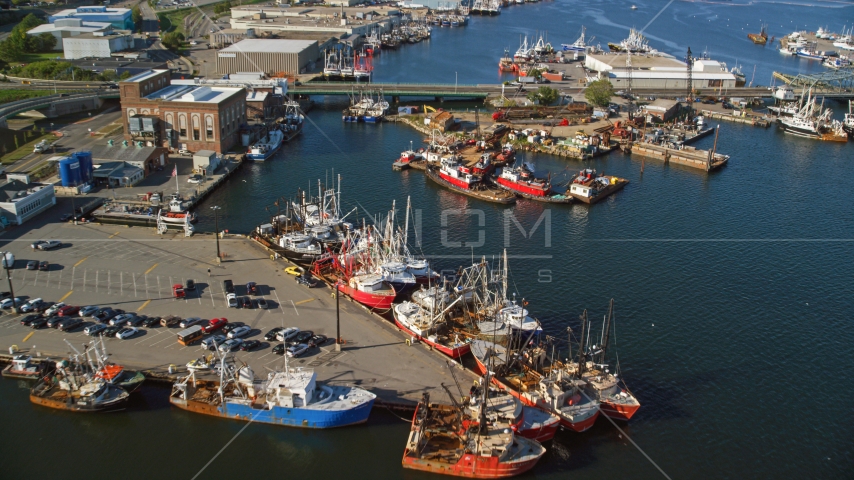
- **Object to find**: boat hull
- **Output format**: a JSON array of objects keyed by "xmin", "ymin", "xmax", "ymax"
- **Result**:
[
  {"xmin": 402, "ymin": 453, "xmax": 541, "ymax": 478},
  {"xmin": 170, "ymin": 395, "xmax": 374, "ymax": 428},
  {"xmin": 491, "ymin": 376, "xmax": 599, "ymax": 432},
  {"xmin": 600, "ymin": 400, "xmax": 641, "ymax": 421},
  {"xmin": 425, "ymin": 167, "xmax": 516, "ymax": 205},
  {"xmin": 494, "ymin": 178, "xmax": 574, "ymax": 204},
  {"xmin": 29, "ymin": 384, "xmax": 129, "ymax": 413},
  {"xmin": 337, "ymin": 283, "xmax": 395, "ymax": 310},
  {"xmin": 570, "ymin": 180, "xmax": 628, "ymax": 204}
]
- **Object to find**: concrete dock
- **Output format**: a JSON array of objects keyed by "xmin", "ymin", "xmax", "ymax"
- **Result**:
[{"xmin": 0, "ymin": 206, "xmax": 475, "ymax": 410}]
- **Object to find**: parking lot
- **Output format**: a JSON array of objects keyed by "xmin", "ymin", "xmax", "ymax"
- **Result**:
[{"xmin": 0, "ymin": 219, "xmax": 472, "ymax": 405}]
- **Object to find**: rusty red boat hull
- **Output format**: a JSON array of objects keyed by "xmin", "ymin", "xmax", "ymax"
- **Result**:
[
  {"xmin": 600, "ymin": 400, "xmax": 640, "ymax": 420},
  {"xmin": 336, "ymin": 283, "xmax": 395, "ymax": 310},
  {"xmin": 402, "ymin": 453, "xmax": 542, "ymax": 478}
]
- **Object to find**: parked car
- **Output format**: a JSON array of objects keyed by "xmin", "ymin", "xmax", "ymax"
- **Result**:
[
  {"xmin": 38, "ymin": 240, "xmax": 62, "ymax": 251},
  {"xmin": 227, "ymin": 293, "xmax": 238, "ymax": 308},
  {"xmin": 116, "ymin": 327, "xmax": 139, "ymax": 339},
  {"xmin": 103, "ymin": 325, "xmax": 123, "ymax": 337},
  {"xmin": 126, "ymin": 315, "xmax": 145, "ymax": 327},
  {"xmin": 38, "ymin": 261, "xmax": 49, "ymax": 271},
  {"xmin": 179, "ymin": 317, "xmax": 202, "ymax": 328},
  {"xmin": 203, "ymin": 317, "xmax": 228, "ymax": 333},
  {"xmin": 223, "ymin": 279, "xmax": 234, "ymax": 293},
  {"xmin": 293, "ymin": 330, "xmax": 314, "ymax": 345},
  {"xmin": 31, "ymin": 240, "xmax": 47, "ymax": 250},
  {"xmin": 30, "ymin": 317, "xmax": 49, "ymax": 329},
  {"xmin": 26, "ymin": 261, "xmax": 38, "ymax": 270},
  {"xmin": 161, "ymin": 315, "xmax": 181, "ymax": 327},
  {"xmin": 240, "ymin": 296, "xmax": 252, "ymax": 309},
  {"xmin": 272, "ymin": 343, "xmax": 286, "ymax": 355},
  {"xmin": 257, "ymin": 298, "xmax": 269, "ymax": 309},
  {"xmin": 79, "ymin": 305, "xmax": 99, "ymax": 317},
  {"xmin": 276, "ymin": 327, "xmax": 299, "ymax": 342},
  {"xmin": 227, "ymin": 325, "xmax": 251, "ymax": 339},
  {"xmin": 143, "ymin": 316, "xmax": 161, "ymax": 327},
  {"xmin": 46, "ymin": 316, "xmax": 65, "ymax": 328},
  {"xmin": 20, "ymin": 314, "xmax": 42, "ymax": 326},
  {"xmin": 186, "ymin": 279, "xmax": 196, "ymax": 291},
  {"xmin": 57, "ymin": 305, "xmax": 81, "ymax": 317},
  {"xmin": 239, "ymin": 339, "xmax": 261, "ymax": 351},
  {"xmin": 201, "ymin": 335, "xmax": 227, "ymax": 351},
  {"xmin": 94, "ymin": 308, "xmax": 116, "ymax": 322},
  {"xmin": 286, "ymin": 343, "xmax": 309, "ymax": 357},
  {"xmin": 84, "ymin": 323, "xmax": 107, "ymax": 336},
  {"xmin": 0, "ymin": 291, "xmax": 10, "ymax": 299},
  {"xmin": 58, "ymin": 318, "xmax": 83, "ymax": 331},
  {"xmin": 246, "ymin": 282, "xmax": 257, "ymax": 295},
  {"xmin": 59, "ymin": 213, "xmax": 73, "ymax": 222},
  {"xmin": 284, "ymin": 266, "xmax": 303, "ymax": 276},
  {"xmin": 296, "ymin": 275, "xmax": 317, "ymax": 288},
  {"xmin": 0, "ymin": 297, "xmax": 23, "ymax": 309},
  {"xmin": 21, "ymin": 298, "xmax": 43, "ymax": 313},
  {"xmin": 264, "ymin": 327, "xmax": 283, "ymax": 341},
  {"xmin": 221, "ymin": 322, "xmax": 244, "ymax": 335},
  {"xmin": 310, "ymin": 334, "xmax": 329, "ymax": 347},
  {"xmin": 110, "ymin": 313, "xmax": 134, "ymax": 326},
  {"xmin": 218, "ymin": 338, "xmax": 243, "ymax": 353}
]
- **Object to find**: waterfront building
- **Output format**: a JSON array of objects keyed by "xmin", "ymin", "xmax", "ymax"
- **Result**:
[
  {"xmin": 62, "ymin": 31, "xmax": 134, "ymax": 60},
  {"xmin": 216, "ymin": 39, "xmax": 318, "ymax": 76},
  {"xmin": 585, "ymin": 53, "xmax": 737, "ymax": 89},
  {"xmin": 227, "ymin": 5, "xmax": 402, "ymax": 37},
  {"xmin": 171, "ymin": 73, "xmax": 288, "ymax": 121},
  {"xmin": 91, "ymin": 143, "xmax": 168, "ymax": 177},
  {"xmin": 49, "ymin": 6, "xmax": 134, "ymax": 31},
  {"xmin": 119, "ymin": 70, "xmax": 246, "ymax": 154}
]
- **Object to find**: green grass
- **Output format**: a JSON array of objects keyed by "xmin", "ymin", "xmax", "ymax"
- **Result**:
[
  {"xmin": 157, "ymin": 7, "xmax": 195, "ymax": 35},
  {"xmin": 0, "ymin": 89, "xmax": 55, "ymax": 103},
  {"xmin": 1, "ymin": 132, "xmax": 59, "ymax": 165},
  {"xmin": 19, "ymin": 52, "xmax": 64, "ymax": 64}
]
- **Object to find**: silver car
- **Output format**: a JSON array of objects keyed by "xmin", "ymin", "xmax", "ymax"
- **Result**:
[
  {"xmin": 218, "ymin": 338, "xmax": 243, "ymax": 353},
  {"xmin": 84, "ymin": 323, "xmax": 107, "ymax": 336},
  {"xmin": 227, "ymin": 325, "xmax": 251, "ymax": 339}
]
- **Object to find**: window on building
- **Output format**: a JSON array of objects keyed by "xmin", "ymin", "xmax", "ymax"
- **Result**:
[
  {"xmin": 192, "ymin": 115, "xmax": 200, "ymax": 141},
  {"xmin": 179, "ymin": 115, "xmax": 187, "ymax": 138},
  {"xmin": 206, "ymin": 116, "xmax": 214, "ymax": 139}
]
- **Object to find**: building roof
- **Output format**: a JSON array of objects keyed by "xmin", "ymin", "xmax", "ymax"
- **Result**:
[
  {"xmin": 642, "ymin": 99, "xmax": 680, "ymax": 113},
  {"xmin": 91, "ymin": 144, "xmax": 163, "ymax": 163},
  {"xmin": 124, "ymin": 69, "xmax": 168, "ymax": 83},
  {"xmin": 144, "ymin": 85, "xmax": 244, "ymax": 104},
  {"xmin": 92, "ymin": 161, "xmax": 143, "ymax": 178},
  {"xmin": 0, "ymin": 180, "xmax": 50, "ymax": 203},
  {"xmin": 52, "ymin": 6, "xmax": 131, "ymax": 16},
  {"xmin": 66, "ymin": 31, "xmax": 131, "ymax": 40},
  {"xmin": 246, "ymin": 91, "xmax": 269, "ymax": 101},
  {"xmin": 27, "ymin": 21, "xmax": 111, "ymax": 35},
  {"xmin": 606, "ymin": 70, "xmax": 736, "ymax": 81},
  {"xmin": 219, "ymin": 39, "xmax": 317, "ymax": 54}
]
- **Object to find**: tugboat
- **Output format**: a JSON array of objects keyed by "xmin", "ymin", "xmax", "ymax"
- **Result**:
[
  {"xmin": 494, "ymin": 163, "xmax": 573, "ymax": 203},
  {"xmin": 246, "ymin": 126, "xmax": 284, "ymax": 161},
  {"xmin": 748, "ymin": 24, "xmax": 769, "ymax": 44},
  {"xmin": 402, "ymin": 392, "xmax": 547, "ymax": 478},
  {"xmin": 425, "ymin": 157, "xmax": 516, "ymax": 204},
  {"xmin": 1, "ymin": 354, "xmax": 46, "ymax": 380},
  {"xmin": 392, "ymin": 301, "xmax": 470, "ymax": 358},
  {"xmin": 568, "ymin": 169, "xmax": 629, "ymax": 204},
  {"xmin": 170, "ymin": 360, "xmax": 376, "ymax": 428},
  {"xmin": 30, "ymin": 359, "xmax": 129, "ymax": 413}
]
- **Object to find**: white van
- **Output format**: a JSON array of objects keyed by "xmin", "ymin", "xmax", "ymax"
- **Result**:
[{"xmin": 0, "ymin": 252, "xmax": 13, "ymax": 269}]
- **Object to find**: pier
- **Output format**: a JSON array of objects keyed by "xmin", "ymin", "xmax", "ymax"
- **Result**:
[
  {"xmin": 630, "ymin": 142, "xmax": 729, "ymax": 172},
  {"xmin": 0, "ymin": 219, "xmax": 475, "ymax": 410}
]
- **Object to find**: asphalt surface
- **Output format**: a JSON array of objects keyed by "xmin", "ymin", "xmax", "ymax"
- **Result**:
[{"xmin": 0, "ymin": 216, "xmax": 473, "ymax": 406}]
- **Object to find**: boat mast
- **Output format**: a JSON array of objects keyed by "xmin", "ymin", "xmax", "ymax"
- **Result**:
[
  {"xmin": 599, "ymin": 299, "xmax": 614, "ymax": 365},
  {"xmin": 577, "ymin": 310, "xmax": 588, "ymax": 377}
]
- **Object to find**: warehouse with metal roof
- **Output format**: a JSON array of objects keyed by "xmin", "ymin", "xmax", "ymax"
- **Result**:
[{"xmin": 216, "ymin": 39, "xmax": 319, "ymax": 76}]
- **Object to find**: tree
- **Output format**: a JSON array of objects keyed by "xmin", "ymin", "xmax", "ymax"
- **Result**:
[
  {"xmin": 527, "ymin": 86, "xmax": 559, "ymax": 106},
  {"xmin": 214, "ymin": 1, "xmax": 233, "ymax": 15},
  {"xmin": 132, "ymin": 6, "xmax": 143, "ymax": 31},
  {"xmin": 584, "ymin": 78, "xmax": 615, "ymax": 108},
  {"xmin": 120, "ymin": 71, "xmax": 132, "ymax": 80},
  {"xmin": 161, "ymin": 32, "xmax": 185, "ymax": 51}
]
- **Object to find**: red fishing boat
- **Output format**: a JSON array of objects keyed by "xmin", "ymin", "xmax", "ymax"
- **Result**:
[
  {"xmin": 467, "ymin": 378, "xmax": 561, "ymax": 443},
  {"xmin": 336, "ymin": 274, "xmax": 396, "ymax": 310},
  {"xmin": 426, "ymin": 157, "xmax": 516, "ymax": 204},
  {"xmin": 402, "ymin": 393, "xmax": 547, "ymax": 478},
  {"xmin": 392, "ymin": 301, "xmax": 470, "ymax": 358},
  {"xmin": 494, "ymin": 164, "xmax": 573, "ymax": 203}
]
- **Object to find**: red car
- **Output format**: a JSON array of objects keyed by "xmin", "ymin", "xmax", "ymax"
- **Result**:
[
  {"xmin": 57, "ymin": 305, "xmax": 81, "ymax": 317},
  {"xmin": 203, "ymin": 317, "xmax": 228, "ymax": 333}
]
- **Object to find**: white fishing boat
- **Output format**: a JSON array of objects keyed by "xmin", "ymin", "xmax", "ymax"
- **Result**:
[
  {"xmin": 246, "ymin": 127, "xmax": 284, "ymax": 161},
  {"xmin": 561, "ymin": 26, "xmax": 587, "ymax": 52}
]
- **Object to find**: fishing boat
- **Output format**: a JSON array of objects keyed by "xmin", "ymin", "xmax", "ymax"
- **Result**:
[
  {"xmin": 568, "ymin": 169, "xmax": 628, "ymax": 204},
  {"xmin": 498, "ymin": 48, "xmax": 517, "ymax": 72},
  {"xmin": 467, "ymin": 377, "xmax": 561, "ymax": 443},
  {"xmin": 278, "ymin": 232, "xmax": 324, "ymax": 263},
  {"xmin": 608, "ymin": 28, "xmax": 653, "ymax": 53},
  {"xmin": 561, "ymin": 26, "xmax": 587, "ymax": 53},
  {"xmin": 402, "ymin": 393, "xmax": 546, "ymax": 478},
  {"xmin": 494, "ymin": 164, "xmax": 573, "ymax": 204},
  {"xmin": 170, "ymin": 362, "xmax": 376, "ymax": 428},
  {"xmin": 379, "ymin": 260, "xmax": 417, "ymax": 296},
  {"xmin": 1, "ymin": 354, "xmax": 45, "ymax": 380},
  {"xmin": 496, "ymin": 300, "xmax": 542, "ymax": 335},
  {"xmin": 778, "ymin": 89, "xmax": 846, "ymax": 141},
  {"xmin": 843, "ymin": 100, "xmax": 854, "ymax": 136},
  {"xmin": 392, "ymin": 301, "xmax": 470, "ymax": 358},
  {"xmin": 531, "ymin": 34, "xmax": 552, "ymax": 55},
  {"xmin": 425, "ymin": 159, "xmax": 517, "ymax": 205},
  {"xmin": 473, "ymin": 340, "xmax": 601, "ymax": 432},
  {"xmin": 89, "ymin": 337, "xmax": 145, "ymax": 393},
  {"xmin": 30, "ymin": 359, "xmax": 129, "ymax": 413},
  {"xmin": 246, "ymin": 127, "xmax": 284, "ymax": 161},
  {"xmin": 796, "ymin": 42, "xmax": 827, "ymax": 60},
  {"xmin": 823, "ymin": 56, "xmax": 851, "ymax": 69},
  {"xmin": 411, "ymin": 285, "xmax": 451, "ymax": 310},
  {"xmin": 748, "ymin": 25, "xmax": 768, "ymax": 44},
  {"xmin": 513, "ymin": 36, "xmax": 531, "ymax": 62},
  {"xmin": 281, "ymin": 100, "xmax": 304, "ymax": 142},
  {"xmin": 336, "ymin": 274, "xmax": 396, "ymax": 310}
]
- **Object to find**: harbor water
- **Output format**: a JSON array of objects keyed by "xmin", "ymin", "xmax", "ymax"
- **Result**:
[{"xmin": 3, "ymin": 1, "xmax": 853, "ymax": 478}]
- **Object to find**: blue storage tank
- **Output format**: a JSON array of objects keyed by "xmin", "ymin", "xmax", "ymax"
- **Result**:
[
  {"xmin": 59, "ymin": 157, "xmax": 82, "ymax": 187},
  {"xmin": 73, "ymin": 151, "xmax": 93, "ymax": 184}
]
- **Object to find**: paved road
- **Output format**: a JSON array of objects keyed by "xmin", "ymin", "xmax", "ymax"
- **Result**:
[{"xmin": 0, "ymin": 217, "xmax": 474, "ymax": 406}]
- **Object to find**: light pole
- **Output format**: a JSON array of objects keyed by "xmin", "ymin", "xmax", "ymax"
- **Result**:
[
  {"xmin": 455, "ymin": 71, "xmax": 458, "ymax": 94},
  {"xmin": 335, "ymin": 281, "xmax": 341, "ymax": 352},
  {"xmin": 211, "ymin": 206, "xmax": 221, "ymax": 264},
  {"xmin": 5, "ymin": 261, "xmax": 17, "ymax": 314}
]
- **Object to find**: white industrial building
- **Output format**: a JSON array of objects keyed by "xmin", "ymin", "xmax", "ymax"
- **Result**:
[
  {"xmin": 26, "ymin": 18, "xmax": 112, "ymax": 51},
  {"xmin": 63, "ymin": 31, "xmax": 134, "ymax": 59},
  {"xmin": 216, "ymin": 39, "xmax": 318, "ymax": 75},
  {"xmin": 585, "ymin": 53, "xmax": 737, "ymax": 90},
  {"xmin": 0, "ymin": 174, "xmax": 56, "ymax": 226}
]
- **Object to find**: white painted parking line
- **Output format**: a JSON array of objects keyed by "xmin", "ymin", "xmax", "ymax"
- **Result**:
[
  {"xmin": 257, "ymin": 352, "xmax": 272, "ymax": 360},
  {"xmin": 71, "ymin": 266, "xmax": 75, "ymax": 290},
  {"xmin": 157, "ymin": 275, "xmax": 162, "ymax": 297},
  {"xmin": 133, "ymin": 273, "xmax": 137, "ymax": 297},
  {"xmin": 95, "ymin": 271, "xmax": 99, "ymax": 293},
  {"xmin": 120, "ymin": 271, "xmax": 123, "ymax": 296},
  {"xmin": 149, "ymin": 336, "xmax": 174, "ymax": 347}
]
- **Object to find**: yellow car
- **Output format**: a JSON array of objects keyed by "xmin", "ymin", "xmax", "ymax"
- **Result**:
[{"xmin": 284, "ymin": 266, "xmax": 305, "ymax": 276}]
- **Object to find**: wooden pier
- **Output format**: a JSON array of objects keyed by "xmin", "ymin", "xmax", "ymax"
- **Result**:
[
  {"xmin": 700, "ymin": 109, "xmax": 771, "ymax": 128},
  {"xmin": 630, "ymin": 143, "xmax": 729, "ymax": 172}
]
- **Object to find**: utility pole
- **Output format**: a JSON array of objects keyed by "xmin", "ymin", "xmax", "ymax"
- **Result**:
[
  {"xmin": 335, "ymin": 281, "xmax": 341, "ymax": 352},
  {"xmin": 211, "ymin": 205, "xmax": 221, "ymax": 264},
  {"xmin": 5, "ymin": 262, "xmax": 17, "ymax": 314}
]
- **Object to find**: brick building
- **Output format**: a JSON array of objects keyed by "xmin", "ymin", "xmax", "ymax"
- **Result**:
[{"xmin": 119, "ymin": 70, "xmax": 247, "ymax": 154}]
